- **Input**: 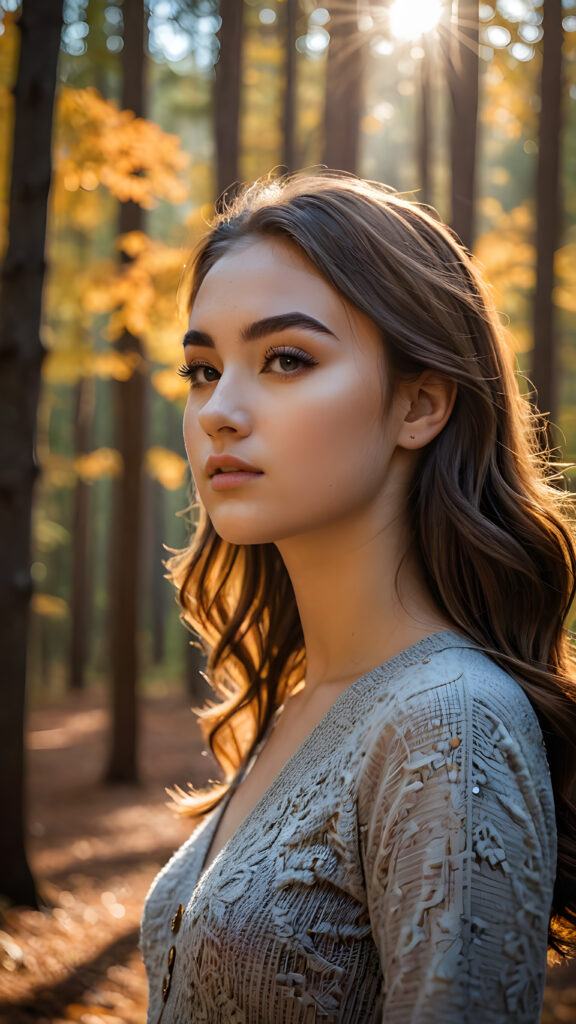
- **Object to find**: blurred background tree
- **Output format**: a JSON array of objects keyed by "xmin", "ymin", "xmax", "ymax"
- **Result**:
[
  {"xmin": 0, "ymin": 0, "xmax": 63, "ymax": 912},
  {"xmin": 1, "ymin": 0, "xmax": 576, "ymax": 909}
]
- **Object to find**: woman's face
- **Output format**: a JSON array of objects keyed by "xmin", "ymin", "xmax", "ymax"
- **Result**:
[{"xmin": 182, "ymin": 236, "xmax": 410, "ymax": 547}]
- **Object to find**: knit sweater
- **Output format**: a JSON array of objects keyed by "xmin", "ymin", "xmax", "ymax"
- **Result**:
[{"xmin": 140, "ymin": 630, "xmax": 557, "ymax": 1023}]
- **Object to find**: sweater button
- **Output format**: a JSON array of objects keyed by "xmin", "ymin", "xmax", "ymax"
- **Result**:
[
  {"xmin": 171, "ymin": 903, "xmax": 184, "ymax": 934},
  {"xmin": 161, "ymin": 944, "xmax": 177, "ymax": 1003}
]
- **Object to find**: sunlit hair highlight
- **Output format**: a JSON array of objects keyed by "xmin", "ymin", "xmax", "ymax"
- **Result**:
[{"xmin": 165, "ymin": 169, "xmax": 576, "ymax": 957}]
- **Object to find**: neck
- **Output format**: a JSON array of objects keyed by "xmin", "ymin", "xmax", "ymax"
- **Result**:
[{"xmin": 275, "ymin": 506, "xmax": 454, "ymax": 694}]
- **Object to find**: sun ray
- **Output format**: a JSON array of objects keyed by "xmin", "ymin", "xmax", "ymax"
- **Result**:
[{"xmin": 388, "ymin": 0, "xmax": 445, "ymax": 41}]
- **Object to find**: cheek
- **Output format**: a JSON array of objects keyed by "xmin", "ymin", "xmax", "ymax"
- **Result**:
[
  {"xmin": 277, "ymin": 370, "xmax": 388, "ymax": 482},
  {"xmin": 183, "ymin": 401, "xmax": 201, "ymax": 470}
]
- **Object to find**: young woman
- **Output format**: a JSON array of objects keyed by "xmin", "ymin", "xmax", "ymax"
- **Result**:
[{"xmin": 140, "ymin": 171, "xmax": 576, "ymax": 1023}]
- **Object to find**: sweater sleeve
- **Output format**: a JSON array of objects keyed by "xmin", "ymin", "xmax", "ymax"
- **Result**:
[{"xmin": 357, "ymin": 661, "xmax": 557, "ymax": 1024}]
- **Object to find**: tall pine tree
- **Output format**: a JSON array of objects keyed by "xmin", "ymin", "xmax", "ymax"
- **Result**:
[{"xmin": 0, "ymin": 0, "xmax": 63, "ymax": 907}]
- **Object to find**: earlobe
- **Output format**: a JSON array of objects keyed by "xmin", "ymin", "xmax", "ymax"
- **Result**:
[{"xmin": 397, "ymin": 372, "xmax": 457, "ymax": 449}]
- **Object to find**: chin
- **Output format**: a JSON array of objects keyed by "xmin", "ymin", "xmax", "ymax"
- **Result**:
[{"xmin": 208, "ymin": 516, "xmax": 278, "ymax": 548}]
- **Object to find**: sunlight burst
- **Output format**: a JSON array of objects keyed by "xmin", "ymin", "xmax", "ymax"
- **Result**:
[{"xmin": 389, "ymin": 0, "xmax": 444, "ymax": 41}]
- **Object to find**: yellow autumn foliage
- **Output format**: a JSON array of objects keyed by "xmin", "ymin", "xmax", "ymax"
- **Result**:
[
  {"xmin": 93, "ymin": 350, "xmax": 144, "ymax": 381},
  {"xmin": 81, "ymin": 233, "xmax": 187, "ymax": 360},
  {"xmin": 36, "ymin": 445, "xmax": 187, "ymax": 488},
  {"xmin": 482, "ymin": 48, "xmax": 539, "ymax": 141},
  {"xmin": 115, "ymin": 230, "xmax": 150, "ymax": 258},
  {"xmin": 42, "ymin": 454, "xmax": 81, "ymax": 488},
  {"xmin": 54, "ymin": 86, "xmax": 189, "ymax": 211},
  {"xmin": 554, "ymin": 286, "xmax": 576, "ymax": 315},
  {"xmin": 245, "ymin": 38, "xmax": 285, "ymax": 69},
  {"xmin": 33, "ymin": 515, "xmax": 71, "ymax": 551},
  {"xmin": 152, "ymin": 367, "xmax": 190, "ymax": 402},
  {"xmin": 80, "ymin": 259, "xmax": 120, "ymax": 314},
  {"xmin": 185, "ymin": 202, "xmax": 215, "ymax": 238},
  {"xmin": 31, "ymin": 593, "xmax": 68, "ymax": 619},
  {"xmin": 503, "ymin": 324, "xmax": 532, "ymax": 356},
  {"xmin": 478, "ymin": 196, "xmax": 504, "ymax": 223},
  {"xmin": 489, "ymin": 167, "xmax": 510, "ymax": 187},
  {"xmin": 361, "ymin": 115, "xmax": 381, "ymax": 135},
  {"xmin": 554, "ymin": 245, "xmax": 576, "ymax": 312},
  {"xmin": 43, "ymin": 347, "xmax": 145, "ymax": 385},
  {"xmin": 474, "ymin": 203, "xmax": 537, "ymax": 353},
  {"xmin": 73, "ymin": 447, "xmax": 122, "ymax": 481},
  {"xmin": 145, "ymin": 446, "xmax": 189, "ymax": 490},
  {"xmin": 34, "ymin": 77, "xmax": 213, "ymax": 393},
  {"xmin": 42, "ymin": 348, "xmax": 91, "ymax": 385},
  {"xmin": 475, "ymin": 205, "xmax": 536, "ymax": 288}
]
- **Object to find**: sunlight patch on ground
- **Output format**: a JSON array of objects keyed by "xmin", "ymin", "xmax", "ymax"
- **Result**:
[{"xmin": 27, "ymin": 708, "xmax": 108, "ymax": 749}]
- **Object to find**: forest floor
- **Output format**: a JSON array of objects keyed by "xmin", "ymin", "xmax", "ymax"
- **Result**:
[{"xmin": 0, "ymin": 685, "xmax": 575, "ymax": 1024}]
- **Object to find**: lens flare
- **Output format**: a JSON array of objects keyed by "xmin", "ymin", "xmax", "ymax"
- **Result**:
[{"xmin": 389, "ymin": 0, "xmax": 444, "ymax": 41}]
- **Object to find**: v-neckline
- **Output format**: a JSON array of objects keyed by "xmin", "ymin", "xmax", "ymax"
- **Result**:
[{"xmin": 194, "ymin": 628, "xmax": 473, "ymax": 886}]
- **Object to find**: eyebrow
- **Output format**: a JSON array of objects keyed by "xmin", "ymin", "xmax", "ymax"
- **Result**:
[{"xmin": 182, "ymin": 312, "xmax": 339, "ymax": 349}]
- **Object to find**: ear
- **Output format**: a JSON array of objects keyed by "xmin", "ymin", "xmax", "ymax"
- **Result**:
[{"xmin": 395, "ymin": 371, "xmax": 457, "ymax": 450}]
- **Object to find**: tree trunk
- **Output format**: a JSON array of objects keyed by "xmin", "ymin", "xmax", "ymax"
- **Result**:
[
  {"xmin": 282, "ymin": 0, "xmax": 298, "ymax": 172},
  {"xmin": 323, "ymin": 4, "xmax": 366, "ymax": 173},
  {"xmin": 417, "ymin": 43, "xmax": 432, "ymax": 206},
  {"xmin": 532, "ymin": 0, "xmax": 563, "ymax": 443},
  {"xmin": 215, "ymin": 0, "xmax": 244, "ymax": 204},
  {"xmin": 151, "ymin": 478, "xmax": 166, "ymax": 665},
  {"xmin": 69, "ymin": 375, "xmax": 94, "ymax": 690},
  {"xmin": 104, "ymin": 0, "xmax": 147, "ymax": 784},
  {"xmin": 447, "ymin": 0, "xmax": 479, "ymax": 249},
  {"xmin": 0, "ymin": 0, "xmax": 62, "ymax": 908}
]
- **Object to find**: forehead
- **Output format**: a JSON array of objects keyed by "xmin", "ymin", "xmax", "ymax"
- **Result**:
[
  {"xmin": 190, "ymin": 236, "xmax": 377, "ymax": 347},
  {"xmin": 193, "ymin": 238, "xmax": 340, "ymax": 317}
]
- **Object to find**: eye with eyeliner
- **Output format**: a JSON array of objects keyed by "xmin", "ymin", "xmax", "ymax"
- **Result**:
[{"xmin": 177, "ymin": 345, "xmax": 318, "ymax": 388}]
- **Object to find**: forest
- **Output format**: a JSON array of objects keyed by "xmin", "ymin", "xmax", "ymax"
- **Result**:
[{"xmin": 1, "ymin": 0, "xmax": 576, "ymax": 1019}]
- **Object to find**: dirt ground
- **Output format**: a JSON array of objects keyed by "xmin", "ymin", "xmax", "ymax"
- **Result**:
[{"xmin": 0, "ymin": 686, "xmax": 575, "ymax": 1024}]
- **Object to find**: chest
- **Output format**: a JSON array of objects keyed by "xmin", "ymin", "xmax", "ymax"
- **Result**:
[
  {"xmin": 142, "ymin": 678, "xmax": 384, "ymax": 1023},
  {"xmin": 163, "ymin": 785, "xmax": 380, "ymax": 1023},
  {"xmin": 201, "ymin": 682, "xmax": 353, "ymax": 876}
]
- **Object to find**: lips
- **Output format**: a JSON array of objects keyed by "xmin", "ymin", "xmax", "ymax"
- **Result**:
[{"xmin": 205, "ymin": 453, "xmax": 263, "ymax": 478}]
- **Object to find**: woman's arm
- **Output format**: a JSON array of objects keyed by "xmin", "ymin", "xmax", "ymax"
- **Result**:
[{"xmin": 358, "ymin": 663, "xmax": 557, "ymax": 1023}]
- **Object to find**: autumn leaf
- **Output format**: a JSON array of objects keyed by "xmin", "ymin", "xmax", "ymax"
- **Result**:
[
  {"xmin": 31, "ymin": 594, "xmax": 69, "ymax": 620},
  {"xmin": 73, "ymin": 448, "xmax": 123, "ymax": 481},
  {"xmin": 152, "ymin": 368, "xmax": 190, "ymax": 402},
  {"xmin": 80, "ymin": 235, "xmax": 187, "ymax": 359},
  {"xmin": 145, "ymin": 446, "xmax": 189, "ymax": 490},
  {"xmin": 474, "ymin": 202, "xmax": 536, "ymax": 341},
  {"xmin": 54, "ymin": 86, "xmax": 189, "ymax": 210},
  {"xmin": 554, "ymin": 244, "xmax": 576, "ymax": 312}
]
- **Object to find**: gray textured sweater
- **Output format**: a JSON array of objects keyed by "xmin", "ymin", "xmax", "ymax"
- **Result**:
[{"xmin": 140, "ymin": 630, "xmax": 557, "ymax": 1023}]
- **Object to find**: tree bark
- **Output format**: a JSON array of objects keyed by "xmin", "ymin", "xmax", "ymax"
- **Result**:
[
  {"xmin": 447, "ymin": 0, "xmax": 479, "ymax": 249},
  {"xmin": 0, "ymin": 0, "xmax": 63, "ymax": 907},
  {"xmin": 323, "ymin": 4, "xmax": 366, "ymax": 173},
  {"xmin": 104, "ymin": 0, "xmax": 147, "ymax": 784},
  {"xmin": 532, "ymin": 0, "xmax": 563, "ymax": 442},
  {"xmin": 69, "ymin": 375, "xmax": 94, "ymax": 690},
  {"xmin": 142, "ymin": 470, "xmax": 166, "ymax": 668},
  {"xmin": 282, "ymin": 0, "xmax": 298, "ymax": 172},
  {"xmin": 215, "ymin": 0, "xmax": 244, "ymax": 204}
]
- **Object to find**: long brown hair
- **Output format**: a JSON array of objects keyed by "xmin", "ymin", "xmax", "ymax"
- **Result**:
[{"xmin": 166, "ymin": 170, "xmax": 576, "ymax": 957}]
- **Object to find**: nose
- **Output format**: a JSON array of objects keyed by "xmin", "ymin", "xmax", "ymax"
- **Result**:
[{"xmin": 196, "ymin": 374, "xmax": 252, "ymax": 437}]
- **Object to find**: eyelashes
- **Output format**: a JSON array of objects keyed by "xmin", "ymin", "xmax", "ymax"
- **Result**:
[{"xmin": 177, "ymin": 345, "xmax": 318, "ymax": 388}]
